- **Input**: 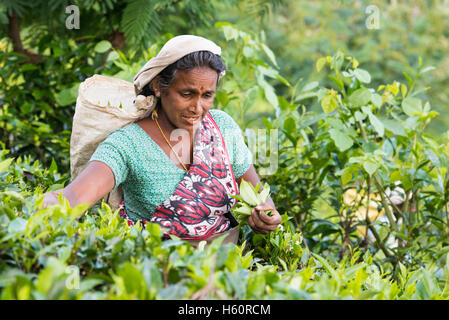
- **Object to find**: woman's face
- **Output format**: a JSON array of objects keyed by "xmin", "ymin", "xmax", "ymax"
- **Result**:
[{"xmin": 156, "ymin": 66, "xmax": 218, "ymax": 132}]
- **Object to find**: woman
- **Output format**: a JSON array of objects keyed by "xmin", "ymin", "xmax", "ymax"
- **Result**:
[{"xmin": 43, "ymin": 35, "xmax": 281, "ymax": 245}]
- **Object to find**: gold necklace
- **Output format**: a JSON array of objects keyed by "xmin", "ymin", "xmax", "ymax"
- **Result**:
[{"xmin": 152, "ymin": 109, "xmax": 188, "ymax": 171}]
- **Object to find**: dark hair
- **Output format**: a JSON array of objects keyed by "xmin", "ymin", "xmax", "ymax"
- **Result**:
[{"xmin": 139, "ymin": 51, "xmax": 226, "ymax": 98}]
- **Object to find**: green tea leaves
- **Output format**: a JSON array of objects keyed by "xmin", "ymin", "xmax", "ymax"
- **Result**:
[
  {"xmin": 231, "ymin": 179, "xmax": 272, "ymax": 225},
  {"xmin": 329, "ymin": 129, "xmax": 353, "ymax": 151},
  {"xmin": 362, "ymin": 106, "xmax": 384, "ymax": 137},
  {"xmin": 321, "ymin": 93, "xmax": 338, "ymax": 114},
  {"xmin": 8, "ymin": 217, "xmax": 28, "ymax": 234},
  {"xmin": 381, "ymin": 119, "xmax": 406, "ymax": 136},
  {"xmin": 0, "ymin": 158, "xmax": 14, "ymax": 172},
  {"xmin": 402, "ymin": 96, "xmax": 423, "ymax": 117},
  {"xmin": 94, "ymin": 40, "xmax": 112, "ymax": 53},
  {"xmin": 316, "ymin": 57, "xmax": 327, "ymax": 72},
  {"xmin": 353, "ymin": 68, "xmax": 371, "ymax": 84},
  {"xmin": 239, "ymin": 179, "xmax": 261, "ymax": 207},
  {"xmin": 349, "ymin": 88, "xmax": 372, "ymax": 108},
  {"xmin": 362, "ymin": 160, "xmax": 379, "ymax": 176}
]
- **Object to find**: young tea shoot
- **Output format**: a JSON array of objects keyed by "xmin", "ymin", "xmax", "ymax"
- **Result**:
[{"xmin": 231, "ymin": 179, "xmax": 272, "ymax": 225}]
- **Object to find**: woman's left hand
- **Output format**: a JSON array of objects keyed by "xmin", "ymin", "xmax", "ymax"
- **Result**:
[{"xmin": 248, "ymin": 202, "xmax": 282, "ymax": 234}]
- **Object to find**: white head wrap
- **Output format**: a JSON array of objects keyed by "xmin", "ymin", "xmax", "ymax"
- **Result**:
[{"xmin": 132, "ymin": 35, "xmax": 223, "ymax": 112}]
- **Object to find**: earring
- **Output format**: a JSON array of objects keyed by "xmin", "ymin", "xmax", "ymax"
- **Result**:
[{"xmin": 151, "ymin": 109, "xmax": 158, "ymax": 120}]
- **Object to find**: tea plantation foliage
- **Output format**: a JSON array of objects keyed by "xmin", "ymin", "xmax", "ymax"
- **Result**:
[
  {"xmin": 2, "ymin": 2, "xmax": 449, "ymax": 300},
  {"xmin": 2, "ymin": 153, "xmax": 449, "ymax": 300}
]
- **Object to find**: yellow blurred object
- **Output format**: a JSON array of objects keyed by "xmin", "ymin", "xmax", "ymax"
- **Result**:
[
  {"xmin": 0, "ymin": 41, "xmax": 6, "ymax": 68},
  {"xmin": 343, "ymin": 188, "xmax": 387, "ymax": 238}
]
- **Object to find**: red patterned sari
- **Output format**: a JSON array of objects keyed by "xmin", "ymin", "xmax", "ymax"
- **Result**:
[{"xmin": 119, "ymin": 112, "xmax": 239, "ymax": 241}]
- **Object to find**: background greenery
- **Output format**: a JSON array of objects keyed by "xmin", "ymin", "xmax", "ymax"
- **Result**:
[{"xmin": 1, "ymin": 0, "xmax": 449, "ymax": 300}]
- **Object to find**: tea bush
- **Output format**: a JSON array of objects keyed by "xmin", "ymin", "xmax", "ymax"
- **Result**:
[
  {"xmin": 1, "ymin": 151, "xmax": 449, "ymax": 300},
  {"xmin": 257, "ymin": 50, "xmax": 449, "ymax": 279}
]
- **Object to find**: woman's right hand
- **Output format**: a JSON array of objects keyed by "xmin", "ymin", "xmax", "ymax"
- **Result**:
[
  {"xmin": 42, "ymin": 190, "xmax": 62, "ymax": 208},
  {"xmin": 40, "ymin": 161, "xmax": 115, "ymax": 210}
]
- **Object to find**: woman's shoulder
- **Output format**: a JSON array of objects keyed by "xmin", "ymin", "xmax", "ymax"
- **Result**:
[
  {"xmin": 107, "ymin": 122, "xmax": 141, "ymax": 139},
  {"xmin": 101, "ymin": 122, "xmax": 145, "ymax": 148},
  {"xmin": 208, "ymin": 109, "xmax": 240, "ymax": 130}
]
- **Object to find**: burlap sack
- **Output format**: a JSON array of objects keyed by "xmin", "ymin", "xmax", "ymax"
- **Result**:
[{"xmin": 70, "ymin": 74, "xmax": 152, "ymax": 210}]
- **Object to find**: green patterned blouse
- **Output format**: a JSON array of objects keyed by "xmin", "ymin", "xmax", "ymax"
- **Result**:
[{"xmin": 89, "ymin": 109, "xmax": 253, "ymax": 222}]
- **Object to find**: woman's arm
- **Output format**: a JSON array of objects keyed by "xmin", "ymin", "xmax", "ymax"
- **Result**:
[
  {"xmin": 42, "ymin": 161, "xmax": 115, "ymax": 209},
  {"xmin": 236, "ymin": 164, "xmax": 282, "ymax": 234}
]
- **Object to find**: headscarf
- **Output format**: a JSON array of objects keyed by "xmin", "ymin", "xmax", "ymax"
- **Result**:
[{"xmin": 133, "ymin": 35, "xmax": 223, "ymax": 112}]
